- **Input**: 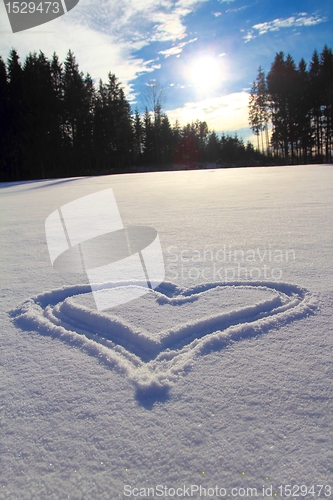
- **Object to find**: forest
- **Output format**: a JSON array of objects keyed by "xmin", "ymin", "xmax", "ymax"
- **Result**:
[
  {"xmin": 0, "ymin": 46, "xmax": 332, "ymax": 181},
  {"xmin": 249, "ymin": 46, "xmax": 333, "ymax": 164}
]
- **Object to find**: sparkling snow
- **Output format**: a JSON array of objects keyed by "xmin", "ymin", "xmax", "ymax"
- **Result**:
[{"xmin": 1, "ymin": 165, "xmax": 333, "ymax": 499}]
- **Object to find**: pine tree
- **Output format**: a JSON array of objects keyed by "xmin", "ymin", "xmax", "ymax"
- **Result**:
[
  {"xmin": 48, "ymin": 52, "xmax": 64, "ymax": 175},
  {"xmin": 160, "ymin": 114, "xmax": 173, "ymax": 165},
  {"xmin": 63, "ymin": 50, "xmax": 87, "ymax": 173},
  {"xmin": 81, "ymin": 73, "xmax": 96, "ymax": 173},
  {"xmin": 195, "ymin": 120, "xmax": 209, "ymax": 158},
  {"xmin": 320, "ymin": 46, "xmax": 333, "ymax": 162},
  {"xmin": 7, "ymin": 49, "xmax": 25, "ymax": 180},
  {"xmin": 267, "ymin": 52, "xmax": 291, "ymax": 162},
  {"xmin": 22, "ymin": 51, "xmax": 58, "ymax": 178},
  {"xmin": 141, "ymin": 80, "xmax": 168, "ymax": 166},
  {"xmin": 206, "ymin": 131, "xmax": 220, "ymax": 162},
  {"xmin": 142, "ymin": 108, "xmax": 154, "ymax": 165},
  {"xmin": 173, "ymin": 122, "xmax": 202, "ymax": 168},
  {"xmin": 296, "ymin": 58, "xmax": 312, "ymax": 163},
  {"xmin": 249, "ymin": 67, "xmax": 269, "ymax": 154},
  {"xmin": 105, "ymin": 74, "xmax": 132, "ymax": 170},
  {"xmin": 0, "ymin": 56, "xmax": 9, "ymax": 179},
  {"xmin": 309, "ymin": 50, "xmax": 322, "ymax": 159},
  {"xmin": 249, "ymin": 79, "xmax": 261, "ymax": 151},
  {"xmin": 133, "ymin": 108, "xmax": 143, "ymax": 165}
]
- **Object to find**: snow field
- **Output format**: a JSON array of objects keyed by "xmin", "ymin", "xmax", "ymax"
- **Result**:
[{"xmin": 1, "ymin": 165, "xmax": 332, "ymax": 499}]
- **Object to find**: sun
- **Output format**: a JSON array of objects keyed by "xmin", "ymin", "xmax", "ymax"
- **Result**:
[{"xmin": 188, "ymin": 56, "xmax": 222, "ymax": 89}]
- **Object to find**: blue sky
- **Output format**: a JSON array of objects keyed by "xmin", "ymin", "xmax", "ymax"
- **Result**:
[{"xmin": 0, "ymin": 0, "xmax": 332, "ymax": 142}]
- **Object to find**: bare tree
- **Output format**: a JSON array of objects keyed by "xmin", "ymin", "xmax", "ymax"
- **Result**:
[{"xmin": 141, "ymin": 79, "xmax": 167, "ymax": 122}]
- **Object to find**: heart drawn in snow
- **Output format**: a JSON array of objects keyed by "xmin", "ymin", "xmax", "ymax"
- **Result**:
[{"xmin": 11, "ymin": 281, "xmax": 317, "ymax": 393}]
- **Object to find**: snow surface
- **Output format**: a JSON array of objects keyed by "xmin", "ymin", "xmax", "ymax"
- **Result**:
[{"xmin": 1, "ymin": 165, "xmax": 333, "ymax": 499}]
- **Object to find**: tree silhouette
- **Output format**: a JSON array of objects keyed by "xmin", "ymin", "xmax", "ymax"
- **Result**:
[
  {"xmin": 0, "ymin": 56, "xmax": 9, "ymax": 179},
  {"xmin": 263, "ymin": 46, "xmax": 333, "ymax": 163},
  {"xmin": 133, "ymin": 108, "xmax": 143, "ymax": 165},
  {"xmin": 320, "ymin": 46, "xmax": 333, "ymax": 163},
  {"xmin": 7, "ymin": 49, "xmax": 25, "ymax": 180},
  {"xmin": 2, "ymin": 44, "xmax": 331, "ymax": 181},
  {"xmin": 206, "ymin": 131, "xmax": 220, "ymax": 162},
  {"xmin": 249, "ymin": 66, "xmax": 269, "ymax": 154}
]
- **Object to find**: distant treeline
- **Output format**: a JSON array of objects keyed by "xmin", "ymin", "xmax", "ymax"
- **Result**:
[
  {"xmin": 0, "ymin": 49, "xmax": 263, "ymax": 181},
  {"xmin": 249, "ymin": 45, "xmax": 333, "ymax": 164},
  {"xmin": 2, "ymin": 46, "xmax": 330, "ymax": 182}
]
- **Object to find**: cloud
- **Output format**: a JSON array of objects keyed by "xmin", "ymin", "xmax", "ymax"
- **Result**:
[
  {"xmin": 243, "ymin": 32, "xmax": 255, "ymax": 43},
  {"xmin": 165, "ymin": 92, "xmax": 250, "ymax": 132},
  {"xmin": 150, "ymin": 8, "xmax": 191, "ymax": 42},
  {"xmin": 158, "ymin": 37, "xmax": 197, "ymax": 58},
  {"xmin": 244, "ymin": 13, "xmax": 327, "ymax": 42},
  {"xmin": 0, "ymin": 9, "xmax": 157, "ymax": 99},
  {"xmin": 254, "ymin": 14, "xmax": 327, "ymax": 34},
  {"xmin": 213, "ymin": 12, "xmax": 222, "ymax": 17},
  {"xmin": 0, "ymin": 0, "xmax": 207, "ymax": 94},
  {"xmin": 226, "ymin": 5, "xmax": 248, "ymax": 13},
  {"xmin": 75, "ymin": 0, "xmax": 207, "ymax": 44}
]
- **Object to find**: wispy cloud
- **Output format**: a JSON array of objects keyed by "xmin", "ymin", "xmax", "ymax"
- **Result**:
[
  {"xmin": 254, "ymin": 13, "xmax": 327, "ymax": 35},
  {"xmin": 213, "ymin": 12, "xmax": 222, "ymax": 17},
  {"xmin": 159, "ymin": 37, "xmax": 197, "ymax": 57},
  {"xmin": 244, "ymin": 12, "xmax": 327, "ymax": 42},
  {"xmin": 226, "ymin": 5, "xmax": 248, "ymax": 13},
  {"xmin": 150, "ymin": 8, "xmax": 192, "ymax": 42},
  {"xmin": 166, "ymin": 92, "xmax": 250, "ymax": 132},
  {"xmin": 77, "ymin": 0, "xmax": 206, "ymax": 44},
  {"xmin": 0, "ymin": 10, "xmax": 155, "ymax": 98},
  {"xmin": 0, "ymin": 0, "xmax": 206, "ymax": 96}
]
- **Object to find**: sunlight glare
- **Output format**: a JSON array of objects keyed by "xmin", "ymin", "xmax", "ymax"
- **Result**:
[{"xmin": 188, "ymin": 56, "xmax": 222, "ymax": 89}]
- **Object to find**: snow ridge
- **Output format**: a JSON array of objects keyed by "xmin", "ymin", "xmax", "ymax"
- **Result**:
[{"xmin": 10, "ymin": 281, "xmax": 318, "ymax": 391}]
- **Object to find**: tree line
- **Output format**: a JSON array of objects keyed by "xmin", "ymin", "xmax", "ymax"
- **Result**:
[
  {"xmin": 0, "ymin": 49, "xmax": 263, "ymax": 181},
  {"xmin": 249, "ymin": 45, "xmax": 333, "ymax": 164}
]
